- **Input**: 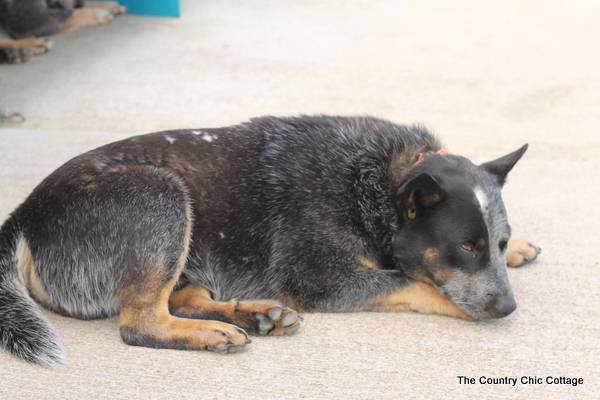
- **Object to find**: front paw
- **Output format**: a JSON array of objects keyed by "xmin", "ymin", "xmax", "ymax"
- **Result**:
[{"xmin": 506, "ymin": 238, "xmax": 541, "ymax": 267}]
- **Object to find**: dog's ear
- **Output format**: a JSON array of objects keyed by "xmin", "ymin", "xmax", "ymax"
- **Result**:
[
  {"xmin": 396, "ymin": 173, "xmax": 446, "ymax": 220},
  {"xmin": 480, "ymin": 144, "xmax": 528, "ymax": 186}
]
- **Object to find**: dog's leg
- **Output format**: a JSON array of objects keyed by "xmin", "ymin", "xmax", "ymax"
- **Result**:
[
  {"xmin": 360, "ymin": 281, "xmax": 476, "ymax": 320},
  {"xmin": 169, "ymin": 284, "xmax": 301, "ymax": 336},
  {"xmin": 117, "ymin": 196, "xmax": 251, "ymax": 353},
  {"xmin": 506, "ymin": 238, "xmax": 541, "ymax": 267},
  {"xmin": 58, "ymin": 7, "xmax": 114, "ymax": 33},
  {"xmin": 119, "ymin": 276, "xmax": 251, "ymax": 354},
  {"xmin": 84, "ymin": 1, "xmax": 126, "ymax": 15}
]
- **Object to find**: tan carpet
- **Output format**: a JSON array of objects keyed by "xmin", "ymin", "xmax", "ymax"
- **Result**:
[{"xmin": 0, "ymin": 1, "xmax": 598, "ymax": 398}]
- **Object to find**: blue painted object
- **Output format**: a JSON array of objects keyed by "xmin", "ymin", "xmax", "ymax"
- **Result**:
[{"xmin": 119, "ymin": 0, "xmax": 179, "ymax": 17}]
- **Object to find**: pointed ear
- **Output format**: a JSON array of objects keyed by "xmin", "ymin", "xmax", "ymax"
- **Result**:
[
  {"xmin": 396, "ymin": 173, "xmax": 446, "ymax": 220},
  {"xmin": 480, "ymin": 144, "xmax": 528, "ymax": 186}
]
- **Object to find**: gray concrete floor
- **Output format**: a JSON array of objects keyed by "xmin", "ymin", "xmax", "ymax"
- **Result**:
[{"xmin": 0, "ymin": 1, "xmax": 598, "ymax": 398}]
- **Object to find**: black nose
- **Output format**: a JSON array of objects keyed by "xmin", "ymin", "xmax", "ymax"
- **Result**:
[{"xmin": 493, "ymin": 296, "xmax": 517, "ymax": 317}]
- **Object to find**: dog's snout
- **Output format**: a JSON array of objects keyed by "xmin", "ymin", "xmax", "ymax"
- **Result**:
[{"xmin": 491, "ymin": 296, "xmax": 517, "ymax": 318}]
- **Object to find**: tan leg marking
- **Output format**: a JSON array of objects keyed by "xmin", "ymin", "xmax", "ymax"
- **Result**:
[
  {"xmin": 362, "ymin": 281, "xmax": 475, "ymax": 320},
  {"xmin": 506, "ymin": 238, "xmax": 541, "ymax": 267},
  {"xmin": 15, "ymin": 238, "xmax": 54, "ymax": 308},
  {"xmin": 85, "ymin": 1, "xmax": 126, "ymax": 15},
  {"xmin": 169, "ymin": 284, "xmax": 301, "ymax": 336}
]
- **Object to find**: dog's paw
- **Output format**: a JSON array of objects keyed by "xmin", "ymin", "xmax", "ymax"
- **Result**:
[
  {"xmin": 506, "ymin": 238, "xmax": 541, "ymax": 267},
  {"xmin": 234, "ymin": 303, "xmax": 301, "ymax": 336},
  {"xmin": 204, "ymin": 323, "xmax": 252, "ymax": 354},
  {"xmin": 253, "ymin": 306, "xmax": 301, "ymax": 336}
]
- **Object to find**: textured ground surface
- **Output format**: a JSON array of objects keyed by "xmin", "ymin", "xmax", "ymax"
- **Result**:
[{"xmin": 0, "ymin": 1, "xmax": 598, "ymax": 398}]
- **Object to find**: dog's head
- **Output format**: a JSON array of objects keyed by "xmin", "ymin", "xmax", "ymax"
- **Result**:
[{"xmin": 392, "ymin": 145, "xmax": 528, "ymax": 319}]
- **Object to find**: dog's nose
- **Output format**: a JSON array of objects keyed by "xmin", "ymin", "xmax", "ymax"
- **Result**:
[{"xmin": 493, "ymin": 296, "xmax": 517, "ymax": 317}]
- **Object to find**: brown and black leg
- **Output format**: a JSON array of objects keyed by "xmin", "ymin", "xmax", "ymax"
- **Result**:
[
  {"xmin": 506, "ymin": 238, "xmax": 541, "ymax": 267},
  {"xmin": 114, "ymin": 172, "xmax": 250, "ymax": 354},
  {"xmin": 119, "ymin": 274, "xmax": 251, "ymax": 354},
  {"xmin": 117, "ymin": 210, "xmax": 251, "ymax": 353},
  {"xmin": 169, "ymin": 284, "xmax": 301, "ymax": 336}
]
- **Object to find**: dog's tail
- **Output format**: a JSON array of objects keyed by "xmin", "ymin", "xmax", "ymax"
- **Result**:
[{"xmin": 0, "ymin": 217, "xmax": 66, "ymax": 366}]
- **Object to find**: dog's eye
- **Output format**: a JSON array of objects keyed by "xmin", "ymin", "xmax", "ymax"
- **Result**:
[
  {"xmin": 499, "ymin": 239, "xmax": 509, "ymax": 251},
  {"xmin": 460, "ymin": 244, "xmax": 473, "ymax": 252}
]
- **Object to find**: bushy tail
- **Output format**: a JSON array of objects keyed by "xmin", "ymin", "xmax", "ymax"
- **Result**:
[{"xmin": 0, "ymin": 218, "xmax": 66, "ymax": 366}]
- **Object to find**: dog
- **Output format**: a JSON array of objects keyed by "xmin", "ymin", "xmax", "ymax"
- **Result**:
[
  {"xmin": 0, "ymin": 115, "xmax": 540, "ymax": 365},
  {"xmin": 0, "ymin": 0, "xmax": 124, "ymax": 64}
]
